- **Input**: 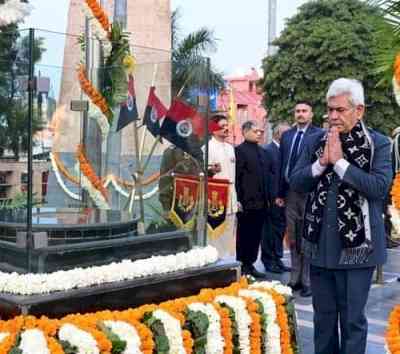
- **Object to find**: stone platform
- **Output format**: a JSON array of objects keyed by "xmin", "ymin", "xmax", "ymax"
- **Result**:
[{"xmin": 0, "ymin": 260, "xmax": 240, "ymax": 319}]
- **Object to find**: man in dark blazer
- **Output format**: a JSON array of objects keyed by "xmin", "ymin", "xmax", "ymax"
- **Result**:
[
  {"xmin": 235, "ymin": 120, "xmax": 270, "ymax": 278},
  {"xmin": 261, "ymin": 122, "xmax": 290, "ymax": 273},
  {"xmin": 276, "ymin": 100, "xmax": 322, "ymax": 297},
  {"xmin": 290, "ymin": 78, "xmax": 392, "ymax": 354}
]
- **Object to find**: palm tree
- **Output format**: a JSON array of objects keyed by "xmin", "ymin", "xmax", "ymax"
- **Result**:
[
  {"xmin": 171, "ymin": 8, "xmax": 224, "ymax": 98},
  {"xmin": 371, "ymin": 0, "xmax": 400, "ymax": 83}
]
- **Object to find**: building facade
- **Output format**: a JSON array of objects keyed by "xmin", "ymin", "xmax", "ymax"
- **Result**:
[{"xmin": 218, "ymin": 68, "xmax": 268, "ymax": 145}]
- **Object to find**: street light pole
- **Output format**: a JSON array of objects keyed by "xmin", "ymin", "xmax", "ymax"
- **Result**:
[{"xmin": 267, "ymin": 0, "xmax": 277, "ymax": 56}]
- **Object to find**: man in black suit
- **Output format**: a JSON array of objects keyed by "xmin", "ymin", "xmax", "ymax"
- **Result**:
[
  {"xmin": 235, "ymin": 120, "xmax": 270, "ymax": 278},
  {"xmin": 276, "ymin": 101, "xmax": 322, "ymax": 297},
  {"xmin": 261, "ymin": 122, "xmax": 291, "ymax": 273}
]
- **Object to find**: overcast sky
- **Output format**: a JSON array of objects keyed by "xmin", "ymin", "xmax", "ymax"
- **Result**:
[{"xmin": 22, "ymin": 0, "xmax": 308, "ymax": 75}]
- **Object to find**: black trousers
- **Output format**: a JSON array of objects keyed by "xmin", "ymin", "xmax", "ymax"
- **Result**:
[
  {"xmin": 261, "ymin": 205, "xmax": 286, "ymax": 265},
  {"xmin": 236, "ymin": 209, "xmax": 265, "ymax": 266},
  {"xmin": 310, "ymin": 265, "xmax": 374, "ymax": 354}
]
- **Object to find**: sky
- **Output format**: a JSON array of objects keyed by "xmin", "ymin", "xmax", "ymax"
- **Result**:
[{"xmin": 22, "ymin": 0, "xmax": 308, "ymax": 76}]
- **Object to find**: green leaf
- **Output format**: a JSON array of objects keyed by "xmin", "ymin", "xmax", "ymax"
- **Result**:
[
  {"xmin": 97, "ymin": 322, "xmax": 127, "ymax": 354},
  {"xmin": 59, "ymin": 340, "xmax": 79, "ymax": 354},
  {"xmin": 143, "ymin": 313, "xmax": 170, "ymax": 353},
  {"xmin": 183, "ymin": 309, "xmax": 209, "ymax": 353}
]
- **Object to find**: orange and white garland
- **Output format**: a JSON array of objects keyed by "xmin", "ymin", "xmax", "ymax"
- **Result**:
[
  {"xmin": 0, "ymin": 279, "xmax": 297, "ymax": 354},
  {"xmin": 385, "ymin": 305, "xmax": 400, "ymax": 354},
  {"xmin": 77, "ymin": 64, "xmax": 112, "ymax": 139},
  {"xmin": 81, "ymin": 0, "xmax": 112, "ymax": 56},
  {"xmin": 76, "ymin": 144, "xmax": 110, "ymax": 209}
]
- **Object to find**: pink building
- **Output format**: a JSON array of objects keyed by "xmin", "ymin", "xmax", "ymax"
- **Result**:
[{"xmin": 218, "ymin": 68, "xmax": 268, "ymax": 145}]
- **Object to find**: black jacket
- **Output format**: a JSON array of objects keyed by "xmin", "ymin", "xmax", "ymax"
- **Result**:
[
  {"xmin": 235, "ymin": 141, "xmax": 270, "ymax": 210},
  {"xmin": 262, "ymin": 142, "xmax": 280, "ymax": 201}
]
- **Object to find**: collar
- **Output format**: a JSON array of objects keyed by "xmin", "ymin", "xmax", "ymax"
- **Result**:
[
  {"xmin": 296, "ymin": 123, "xmax": 310, "ymax": 134},
  {"xmin": 273, "ymin": 139, "xmax": 280, "ymax": 148}
]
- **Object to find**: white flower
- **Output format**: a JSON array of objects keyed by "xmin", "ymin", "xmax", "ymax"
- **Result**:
[
  {"xmin": 215, "ymin": 295, "xmax": 251, "ymax": 354},
  {"xmin": 152, "ymin": 310, "xmax": 186, "ymax": 354},
  {"xmin": 188, "ymin": 303, "xmax": 224, "ymax": 354},
  {"xmin": 75, "ymin": 163, "xmax": 111, "ymax": 210},
  {"xmin": 239, "ymin": 289, "xmax": 281, "ymax": 354},
  {"xmin": 59, "ymin": 324, "xmax": 99, "ymax": 354},
  {"xmin": 103, "ymin": 321, "xmax": 142, "ymax": 354},
  {"xmin": 250, "ymin": 280, "xmax": 293, "ymax": 297},
  {"xmin": 0, "ymin": 0, "xmax": 33, "ymax": 27},
  {"xmin": 0, "ymin": 247, "xmax": 218, "ymax": 295},
  {"xmin": 50, "ymin": 153, "xmax": 81, "ymax": 201},
  {"xmin": 19, "ymin": 329, "xmax": 50, "ymax": 354},
  {"xmin": 88, "ymin": 103, "xmax": 110, "ymax": 141}
]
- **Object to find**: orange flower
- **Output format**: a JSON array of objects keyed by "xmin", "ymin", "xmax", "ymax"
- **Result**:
[
  {"xmin": 213, "ymin": 303, "xmax": 233, "ymax": 354},
  {"xmin": 76, "ymin": 144, "xmax": 109, "ymax": 200},
  {"xmin": 386, "ymin": 305, "xmax": 400, "ymax": 354},
  {"xmin": 84, "ymin": 0, "xmax": 111, "ymax": 33}
]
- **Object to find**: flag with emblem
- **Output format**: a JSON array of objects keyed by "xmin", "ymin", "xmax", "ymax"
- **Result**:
[
  {"xmin": 169, "ymin": 174, "xmax": 200, "ymax": 230},
  {"xmin": 143, "ymin": 86, "xmax": 168, "ymax": 137},
  {"xmin": 207, "ymin": 177, "xmax": 230, "ymax": 239},
  {"xmin": 117, "ymin": 74, "xmax": 139, "ymax": 132},
  {"xmin": 160, "ymin": 99, "xmax": 204, "ymax": 161}
]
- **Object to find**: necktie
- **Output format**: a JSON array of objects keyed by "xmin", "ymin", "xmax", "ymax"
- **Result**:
[{"xmin": 288, "ymin": 131, "xmax": 304, "ymax": 177}]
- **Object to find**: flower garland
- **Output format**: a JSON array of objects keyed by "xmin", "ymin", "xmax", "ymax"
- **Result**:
[
  {"xmin": 187, "ymin": 302, "xmax": 225, "ymax": 354},
  {"xmin": 81, "ymin": 0, "xmax": 112, "ymax": 57},
  {"xmin": 77, "ymin": 64, "xmax": 113, "ymax": 122},
  {"xmin": 0, "ymin": 280, "xmax": 297, "ymax": 354},
  {"xmin": 102, "ymin": 320, "xmax": 142, "ymax": 354},
  {"xmin": 50, "ymin": 152, "xmax": 81, "ymax": 201},
  {"xmin": 250, "ymin": 284, "xmax": 294, "ymax": 354},
  {"xmin": 215, "ymin": 295, "xmax": 252, "ymax": 354},
  {"xmin": 386, "ymin": 305, "xmax": 400, "ymax": 354},
  {"xmin": 76, "ymin": 144, "xmax": 110, "ymax": 209},
  {"xmin": 0, "ymin": 246, "xmax": 219, "ymax": 296},
  {"xmin": 0, "ymin": 0, "xmax": 33, "ymax": 27},
  {"xmin": 240, "ymin": 289, "xmax": 282, "ymax": 354},
  {"xmin": 18, "ymin": 329, "xmax": 50, "ymax": 354}
]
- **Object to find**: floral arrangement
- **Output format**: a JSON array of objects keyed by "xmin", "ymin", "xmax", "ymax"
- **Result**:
[
  {"xmin": 0, "ymin": 279, "xmax": 298, "ymax": 354},
  {"xmin": 76, "ymin": 144, "xmax": 110, "ymax": 209},
  {"xmin": 386, "ymin": 305, "xmax": 400, "ymax": 354},
  {"xmin": 77, "ymin": 64, "xmax": 112, "ymax": 139},
  {"xmin": 0, "ymin": 0, "xmax": 33, "ymax": 27},
  {"xmin": 0, "ymin": 246, "xmax": 218, "ymax": 296}
]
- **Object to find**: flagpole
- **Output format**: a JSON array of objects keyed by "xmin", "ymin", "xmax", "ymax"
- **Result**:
[
  {"xmin": 133, "ymin": 119, "xmax": 146, "ymax": 234},
  {"xmin": 139, "ymin": 64, "xmax": 158, "ymax": 161}
]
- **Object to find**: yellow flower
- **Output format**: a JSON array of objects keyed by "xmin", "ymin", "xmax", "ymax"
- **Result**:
[{"xmin": 123, "ymin": 55, "xmax": 136, "ymax": 74}]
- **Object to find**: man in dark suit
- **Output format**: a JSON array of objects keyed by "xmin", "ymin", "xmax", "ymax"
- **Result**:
[
  {"xmin": 235, "ymin": 120, "xmax": 270, "ymax": 278},
  {"xmin": 276, "ymin": 100, "xmax": 322, "ymax": 297},
  {"xmin": 290, "ymin": 78, "xmax": 392, "ymax": 354},
  {"xmin": 261, "ymin": 122, "xmax": 291, "ymax": 273}
]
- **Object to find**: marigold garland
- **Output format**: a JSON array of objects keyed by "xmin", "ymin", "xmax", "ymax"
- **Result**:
[
  {"xmin": 83, "ymin": 0, "xmax": 111, "ymax": 35},
  {"xmin": 76, "ymin": 144, "xmax": 109, "ymax": 201},
  {"xmin": 77, "ymin": 64, "xmax": 112, "ymax": 121},
  {"xmin": 251, "ymin": 286, "xmax": 294, "ymax": 354},
  {"xmin": 391, "ymin": 172, "xmax": 400, "ymax": 209},
  {"xmin": 386, "ymin": 305, "xmax": 400, "ymax": 354},
  {"xmin": 242, "ymin": 297, "xmax": 262, "ymax": 354},
  {"xmin": 0, "ymin": 279, "xmax": 297, "ymax": 354},
  {"xmin": 394, "ymin": 54, "xmax": 400, "ymax": 85}
]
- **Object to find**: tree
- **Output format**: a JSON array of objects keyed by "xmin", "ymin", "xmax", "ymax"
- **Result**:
[
  {"xmin": 260, "ymin": 0, "xmax": 400, "ymax": 134},
  {"xmin": 0, "ymin": 24, "xmax": 45, "ymax": 159},
  {"xmin": 171, "ymin": 8, "xmax": 224, "ymax": 98}
]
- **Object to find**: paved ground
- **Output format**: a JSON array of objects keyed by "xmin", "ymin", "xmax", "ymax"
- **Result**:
[{"xmin": 253, "ymin": 247, "xmax": 400, "ymax": 354}]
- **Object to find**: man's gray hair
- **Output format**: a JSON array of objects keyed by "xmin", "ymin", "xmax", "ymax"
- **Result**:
[
  {"xmin": 272, "ymin": 122, "xmax": 290, "ymax": 138},
  {"xmin": 326, "ymin": 78, "xmax": 365, "ymax": 106},
  {"xmin": 242, "ymin": 120, "xmax": 257, "ymax": 133}
]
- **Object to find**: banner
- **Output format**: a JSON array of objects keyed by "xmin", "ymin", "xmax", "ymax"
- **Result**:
[
  {"xmin": 170, "ymin": 175, "xmax": 200, "ymax": 230},
  {"xmin": 207, "ymin": 178, "xmax": 230, "ymax": 239}
]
